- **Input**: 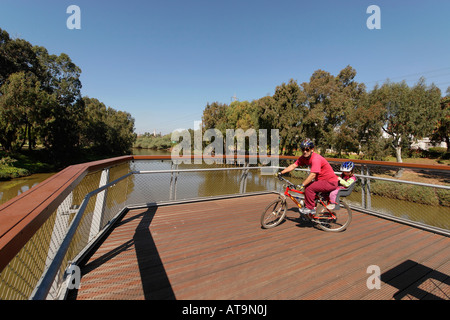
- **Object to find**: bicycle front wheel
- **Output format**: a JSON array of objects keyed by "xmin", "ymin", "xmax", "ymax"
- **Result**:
[
  {"xmin": 261, "ymin": 198, "xmax": 287, "ymax": 229},
  {"xmin": 314, "ymin": 200, "xmax": 352, "ymax": 232}
]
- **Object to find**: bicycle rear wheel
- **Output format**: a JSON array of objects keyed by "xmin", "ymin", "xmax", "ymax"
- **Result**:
[
  {"xmin": 314, "ymin": 200, "xmax": 352, "ymax": 232},
  {"xmin": 261, "ymin": 198, "xmax": 287, "ymax": 229}
]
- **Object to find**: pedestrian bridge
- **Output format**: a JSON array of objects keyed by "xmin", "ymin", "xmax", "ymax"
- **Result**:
[{"xmin": 0, "ymin": 155, "xmax": 448, "ymax": 300}]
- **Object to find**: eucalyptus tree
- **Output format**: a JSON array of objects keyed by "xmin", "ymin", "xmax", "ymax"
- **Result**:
[
  {"xmin": 202, "ymin": 101, "xmax": 228, "ymax": 134},
  {"xmin": 269, "ymin": 79, "xmax": 306, "ymax": 155},
  {"xmin": 33, "ymin": 46, "xmax": 84, "ymax": 157},
  {"xmin": 301, "ymin": 66, "xmax": 366, "ymax": 154},
  {"xmin": 370, "ymin": 78, "xmax": 441, "ymax": 163},
  {"xmin": 0, "ymin": 72, "xmax": 53, "ymax": 151},
  {"xmin": 0, "ymin": 28, "xmax": 42, "ymax": 87},
  {"xmin": 81, "ymin": 97, "xmax": 136, "ymax": 155},
  {"xmin": 431, "ymin": 89, "xmax": 450, "ymax": 152}
]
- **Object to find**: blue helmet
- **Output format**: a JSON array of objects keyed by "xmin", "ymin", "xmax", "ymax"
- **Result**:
[
  {"xmin": 300, "ymin": 138, "xmax": 314, "ymax": 149},
  {"xmin": 340, "ymin": 161, "xmax": 354, "ymax": 172}
]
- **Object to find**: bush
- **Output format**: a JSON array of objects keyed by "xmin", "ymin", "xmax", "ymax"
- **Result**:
[
  {"xmin": 0, "ymin": 165, "xmax": 30, "ymax": 180},
  {"xmin": 0, "ymin": 156, "xmax": 17, "ymax": 167},
  {"xmin": 436, "ymin": 189, "xmax": 450, "ymax": 207},
  {"xmin": 134, "ymin": 134, "xmax": 172, "ymax": 150},
  {"xmin": 440, "ymin": 152, "xmax": 450, "ymax": 160},
  {"xmin": 369, "ymin": 180, "xmax": 441, "ymax": 206},
  {"xmin": 0, "ymin": 155, "xmax": 36, "ymax": 180},
  {"xmin": 426, "ymin": 147, "xmax": 447, "ymax": 158}
]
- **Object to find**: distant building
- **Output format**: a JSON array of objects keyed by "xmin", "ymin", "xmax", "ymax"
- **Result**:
[{"xmin": 410, "ymin": 137, "xmax": 447, "ymax": 150}]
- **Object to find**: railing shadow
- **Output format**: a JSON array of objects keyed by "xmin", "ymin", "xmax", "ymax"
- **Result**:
[
  {"xmin": 134, "ymin": 207, "xmax": 176, "ymax": 300},
  {"xmin": 381, "ymin": 259, "xmax": 449, "ymax": 300},
  {"xmin": 67, "ymin": 207, "xmax": 175, "ymax": 300}
]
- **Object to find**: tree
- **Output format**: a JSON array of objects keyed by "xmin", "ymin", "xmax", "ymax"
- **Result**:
[
  {"xmin": 254, "ymin": 95, "xmax": 278, "ymax": 152},
  {"xmin": 34, "ymin": 47, "xmax": 84, "ymax": 157},
  {"xmin": 0, "ymin": 28, "xmax": 137, "ymax": 162},
  {"xmin": 225, "ymin": 100, "xmax": 259, "ymax": 131},
  {"xmin": 81, "ymin": 97, "xmax": 136, "ymax": 155},
  {"xmin": 270, "ymin": 79, "xmax": 306, "ymax": 155},
  {"xmin": 0, "ymin": 72, "xmax": 52, "ymax": 151},
  {"xmin": 80, "ymin": 97, "xmax": 108, "ymax": 150},
  {"xmin": 431, "ymin": 90, "xmax": 450, "ymax": 152},
  {"xmin": 350, "ymin": 92, "xmax": 389, "ymax": 160},
  {"xmin": 301, "ymin": 66, "xmax": 366, "ymax": 153},
  {"xmin": 104, "ymin": 109, "xmax": 136, "ymax": 155},
  {"xmin": 371, "ymin": 78, "xmax": 441, "ymax": 162},
  {"xmin": 202, "ymin": 101, "xmax": 228, "ymax": 134},
  {"xmin": 0, "ymin": 28, "xmax": 42, "ymax": 87}
]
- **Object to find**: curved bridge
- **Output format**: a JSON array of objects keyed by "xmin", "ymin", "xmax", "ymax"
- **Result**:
[{"xmin": 0, "ymin": 156, "xmax": 448, "ymax": 300}]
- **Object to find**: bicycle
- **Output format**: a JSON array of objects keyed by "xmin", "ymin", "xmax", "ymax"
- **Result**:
[{"xmin": 260, "ymin": 175, "xmax": 352, "ymax": 232}]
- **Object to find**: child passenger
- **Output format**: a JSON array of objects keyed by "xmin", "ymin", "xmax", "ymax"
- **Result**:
[{"xmin": 327, "ymin": 161, "xmax": 357, "ymax": 210}]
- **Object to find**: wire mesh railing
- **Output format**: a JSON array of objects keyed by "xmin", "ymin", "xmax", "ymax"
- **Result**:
[{"xmin": 0, "ymin": 156, "xmax": 448, "ymax": 300}]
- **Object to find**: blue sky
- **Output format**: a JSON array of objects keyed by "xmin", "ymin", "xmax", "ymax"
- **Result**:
[{"xmin": 1, "ymin": 0, "xmax": 449, "ymax": 135}]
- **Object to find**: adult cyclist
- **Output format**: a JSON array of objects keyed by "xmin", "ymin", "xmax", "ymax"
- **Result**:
[{"xmin": 279, "ymin": 138, "xmax": 338, "ymax": 215}]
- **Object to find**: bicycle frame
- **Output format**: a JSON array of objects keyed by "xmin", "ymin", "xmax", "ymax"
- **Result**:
[
  {"xmin": 282, "ymin": 184, "xmax": 305, "ymax": 208},
  {"xmin": 278, "ymin": 175, "xmax": 337, "ymax": 220}
]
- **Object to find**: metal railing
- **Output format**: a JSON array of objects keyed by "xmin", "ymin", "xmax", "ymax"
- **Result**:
[{"xmin": 0, "ymin": 155, "xmax": 448, "ymax": 300}]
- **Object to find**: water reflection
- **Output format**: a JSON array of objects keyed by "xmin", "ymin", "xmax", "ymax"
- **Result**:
[{"xmin": 0, "ymin": 173, "xmax": 55, "ymax": 206}]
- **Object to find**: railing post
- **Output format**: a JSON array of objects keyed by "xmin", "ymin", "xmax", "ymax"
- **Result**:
[
  {"xmin": 46, "ymin": 193, "xmax": 73, "ymax": 266},
  {"xmin": 169, "ymin": 162, "xmax": 179, "ymax": 201},
  {"xmin": 366, "ymin": 166, "xmax": 371, "ymax": 209},
  {"xmin": 44, "ymin": 192, "xmax": 75, "ymax": 298},
  {"xmin": 239, "ymin": 161, "xmax": 250, "ymax": 193},
  {"xmin": 89, "ymin": 168, "xmax": 110, "ymax": 241},
  {"xmin": 361, "ymin": 165, "xmax": 366, "ymax": 208}
]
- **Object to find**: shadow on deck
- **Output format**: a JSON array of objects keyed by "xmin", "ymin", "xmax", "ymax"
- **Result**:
[{"xmin": 67, "ymin": 194, "xmax": 449, "ymax": 300}]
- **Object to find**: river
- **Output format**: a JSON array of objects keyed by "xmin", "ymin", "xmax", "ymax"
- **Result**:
[
  {"xmin": 0, "ymin": 149, "xmax": 167, "ymax": 206},
  {"xmin": 1, "ymin": 149, "xmax": 449, "ymax": 230},
  {"xmin": 0, "ymin": 172, "xmax": 55, "ymax": 206}
]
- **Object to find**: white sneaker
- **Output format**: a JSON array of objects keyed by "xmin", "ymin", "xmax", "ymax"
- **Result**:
[
  {"xmin": 300, "ymin": 207, "xmax": 316, "ymax": 215},
  {"xmin": 326, "ymin": 204, "xmax": 336, "ymax": 210}
]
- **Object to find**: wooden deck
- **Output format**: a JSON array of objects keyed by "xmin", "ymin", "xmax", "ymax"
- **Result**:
[{"xmin": 67, "ymin": 194, "xmax": 449, "ymax": 300}]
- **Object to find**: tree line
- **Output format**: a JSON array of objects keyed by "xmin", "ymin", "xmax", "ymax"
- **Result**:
[
  {"xmin": 0, "ymin": 28, "xmax": 136, "ymax": 164},
  {"xmin": 202, "ymin": 66, "xmax": 449, "ymax": 162}
]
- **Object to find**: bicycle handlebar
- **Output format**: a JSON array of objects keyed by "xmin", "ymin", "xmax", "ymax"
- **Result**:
[{"xmin": 277, "ymin": 174, "xmax": 300, "ymax": 189}]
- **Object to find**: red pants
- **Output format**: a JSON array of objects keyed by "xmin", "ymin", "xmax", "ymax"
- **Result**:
[{"xmin": 304, "ymin": 180, "xmax": 338, "ymax": 209}]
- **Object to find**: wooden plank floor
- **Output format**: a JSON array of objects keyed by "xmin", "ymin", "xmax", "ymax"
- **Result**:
[{"xmin": 67, "ymin": 194, "xmax": 450, "ymax": 300}]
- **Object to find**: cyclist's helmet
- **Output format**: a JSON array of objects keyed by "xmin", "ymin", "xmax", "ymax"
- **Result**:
[
  {"xmin": 300, "ymin": 138, "xmax": 314, "ymax": 149},
  {"xmin": 340, "ymin": 161, "xmax": 354, "ymax": 172}
]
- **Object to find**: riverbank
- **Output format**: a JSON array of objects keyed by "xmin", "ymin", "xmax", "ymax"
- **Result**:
[
  {"xmin": 0, "ymin": 148, "xmax": 131, "ymax": 181},
  {"xmin": 0, "ymin": 151, "xmax": 54, "ymax": 181},
  {"xmin": 2, "ymin": 147, "xmax": 448, "ymax": 181}
]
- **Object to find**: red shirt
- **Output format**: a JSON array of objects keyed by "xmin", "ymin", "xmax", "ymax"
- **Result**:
[{"xmin": 294, "ymin": 153, "xmax": 338, "ymax": 182}]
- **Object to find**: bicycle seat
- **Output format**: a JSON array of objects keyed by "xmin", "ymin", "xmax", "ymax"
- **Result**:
[{"xmin": 335, "ymin": 182, "xmax": 356, "ymax": 204}]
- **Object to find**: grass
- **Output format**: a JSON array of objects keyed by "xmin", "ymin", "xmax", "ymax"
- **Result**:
[
  {"xmin": 0, "ymin": 165, "xmax": 30, "ymax": 180},
  {"xmin": 384, "ymin": 156, "xmax": 450, "ymax": 166},
  {"xmin": 367, "ymin": 180, "xmax": 448, "ymax": 206}
]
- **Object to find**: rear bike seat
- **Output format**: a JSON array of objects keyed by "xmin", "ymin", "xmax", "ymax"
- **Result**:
[{"xmin": 335, "ymin": 182, "xmax": 356, "ymax": 205}]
